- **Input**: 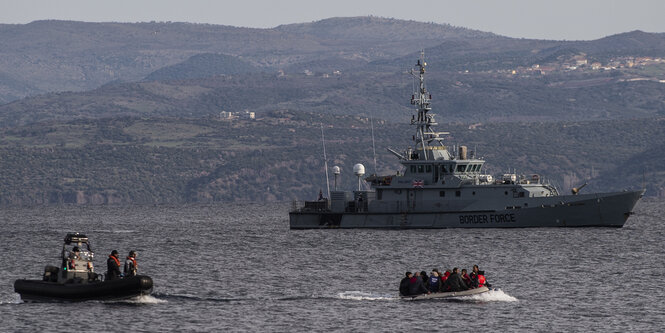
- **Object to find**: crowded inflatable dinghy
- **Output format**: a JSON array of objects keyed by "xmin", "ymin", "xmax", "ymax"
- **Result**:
[{"xmin": 399, "ymin": 267, "xmax": 492, "ymax": 301}]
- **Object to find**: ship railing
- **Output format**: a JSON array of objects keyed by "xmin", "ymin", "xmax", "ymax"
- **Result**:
[{"xmin": 291, "ymin": 199, "xmax": 330, "ymax": 212}]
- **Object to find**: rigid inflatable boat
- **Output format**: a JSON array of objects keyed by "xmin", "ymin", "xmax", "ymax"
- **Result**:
[{"xmin": 14, "ymin": 233, "xmax": 153, "ymax": 302}]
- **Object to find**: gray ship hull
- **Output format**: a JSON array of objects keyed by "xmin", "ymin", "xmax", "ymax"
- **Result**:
[{"xmin": 290, "ymin": 189, "xmax": 643, "ymax": 229}]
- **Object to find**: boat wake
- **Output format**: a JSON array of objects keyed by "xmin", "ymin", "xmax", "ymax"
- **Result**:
[
  {"xmin": 151, "ymin": 292, "xmax": 239, "ymax": 303},
  {"xmin": 336, "ymin": 289, "xmax": 517, "ymax": 302},
  {"xmin": 0, "ymin": 294, "xmax": 22, "ymax": 304},
  {"xmin": 92, "ymin": 229, "xmax": 136, "ymax": 234},
  {"xmin": 336, "ymin": 291, "xmax": 397, "ymax": 301},
  {"xmin": 119, "ymin": 294, "xmax": 167, "ymax": 304},
  {"xmin": 98, "ymin": 295, "xmax": 167, "ymax": 305},
  {"xmin": 455, "ymin": 289, "xmax": 518, "ymax": 302}
]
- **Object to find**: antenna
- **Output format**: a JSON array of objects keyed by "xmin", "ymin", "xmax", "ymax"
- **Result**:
[
  {"xmin": 370, "ymin": 112, "xmax": 377, "ymax": 174},
  {"xmin": 333, "ymin": 166, "xmax": 341, "ymax": 191},
  {"xmin": 321, "ymin": 124, "xmax": 330, "ymax": 199}
]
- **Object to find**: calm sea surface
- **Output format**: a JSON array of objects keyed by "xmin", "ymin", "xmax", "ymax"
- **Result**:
[{"xmin": 1, "ymin": 199, "xmax": 663, "ymax": 332}]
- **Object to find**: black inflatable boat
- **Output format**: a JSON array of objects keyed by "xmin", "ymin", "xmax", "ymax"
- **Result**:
[
  {"xmin": 14, "ymin": 233, "xmax": 153, "ymax": 302},
  {"xmin": 14, "ymin": 275, "xmax": 153, "ymax": 302}
]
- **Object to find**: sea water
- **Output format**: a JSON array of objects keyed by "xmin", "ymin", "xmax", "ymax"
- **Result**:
[{"xmin": 1, "ymin": 199, "xmax": 663, "ymax": 331}]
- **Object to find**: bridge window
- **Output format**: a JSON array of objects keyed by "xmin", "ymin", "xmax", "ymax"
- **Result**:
[
  {"xmin": 426, "ymin": 165, "xmax": 432, "ymax": 173},
  {"xmin": 417, "ymin": 165, "xmax": 424, "ymax": 173},
  {"xmin": 439, "ymin": 191, "xmax": 445, "ymax": 197},
  {"xmin": 455, "ymin": 190, "xmax": 461, "ymax": 197},
  {"xmin": 410, "ymin": 165, "xmax": 416, "ymax": 173},
  {"xmin": 456, "ymin": 164, "xmax": 467, "ymax": 173}
]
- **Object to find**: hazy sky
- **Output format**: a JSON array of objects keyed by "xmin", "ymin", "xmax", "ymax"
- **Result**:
[{"xmin": 1, "ymin": 0, "xmax": 664, "ymax": 40}]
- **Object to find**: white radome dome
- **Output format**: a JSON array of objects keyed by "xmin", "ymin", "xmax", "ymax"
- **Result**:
[{"xmin": 353, "ymin": 163, "xmax": 365, "ymax": 177}]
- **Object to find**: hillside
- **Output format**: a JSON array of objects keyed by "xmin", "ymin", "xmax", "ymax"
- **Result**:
[
  {"xmin": 1, "ymin": 67, "xmax": 664, "ymax": 127},
  {"xmin": 273, "ymin": 16, "xmax": 496, "ymax": 40},
  {"xmin": 0, "ymin": 115, "xmax": 663, "ymax": 206},
  {"xmin": 4, "ymin": 18, "xmax": 664, "ymax": 106},
  {"xmin": 2, "ymin": 18, "xmax": 665, "ymax": 127},
  {"xmin": 144, "ymin": 53, "xmax": 261, "ymax": 81},
  {"xmin": 0, "ymin": 17, "xmax": 491, "ymax": 104}
]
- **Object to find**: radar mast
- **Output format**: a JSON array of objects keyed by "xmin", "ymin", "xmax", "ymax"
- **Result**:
[{"xmin": 409, "ymin": 51, "xmax": 449, "ymax": 161}]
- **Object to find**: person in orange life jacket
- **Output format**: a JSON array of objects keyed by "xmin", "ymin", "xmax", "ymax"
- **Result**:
[
  {"xmin": 469, "ymin": 265, "xmax": 480, "ymax": 288},
  {"xmin": 124, "ymin": 250, "xmax": 138, "ymax": 277},
  {"xmin": 399, "ymin": 272, "xmax": 413, "ymax": 296},
  {"xmin": 477, "ymin": 270, "xmax": 491, "ymax": 288},
  {"xmin": 428, "ymin": 270, "xmax": 441, "ymax": 292},
  {"xmin": 107, "ymin": 250, "xmax": 122, "ymax": 280},
  {"xmin": 68, "ymin": 246, "xmax": 80, "ymax": 270},
  {"xmin": 408, "ymin": 271, "xmax": 430, "ymax": 295},
  {"xmin": 461, "ymin": 268, "xmax": 472, "ymax": 287}
]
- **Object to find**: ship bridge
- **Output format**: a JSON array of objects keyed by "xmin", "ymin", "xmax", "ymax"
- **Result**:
[{"xmin": 400, "ymin": 156, "xmax": 487, "ymax": 186}]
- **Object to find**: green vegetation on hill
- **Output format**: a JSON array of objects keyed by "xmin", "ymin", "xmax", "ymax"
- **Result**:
[
  {"xmin": 2, "ymin": 69, "xmax": 664, "ymax": 128},
  {"xmin": 0, "ymin": 115, "xmax": 663, "ymax": 206},
  {"xmin": 144, "ymin": 53, "xmax": 260, "ymax": 81},
  {"xmin": 0, "ymin": 17, "xmax": 491, "ymax": 104}
]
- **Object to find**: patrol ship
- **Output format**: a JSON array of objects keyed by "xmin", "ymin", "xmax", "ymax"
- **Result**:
[{"xmin": 289, "ymin": 52, "xmax": 644, "ymax": 229}]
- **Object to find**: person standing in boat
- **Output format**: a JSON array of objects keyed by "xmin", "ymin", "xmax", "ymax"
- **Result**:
[
  {"xmin": 107, "ymin": 250, "xmax": 122, "ymax": 280},
  {"xmin": 124, "ymin": 250, "xmax": 138, "ymax": 277},
  {"xmin": 67, "ymin": 246, "xmax": 80, "ymax": 270}
]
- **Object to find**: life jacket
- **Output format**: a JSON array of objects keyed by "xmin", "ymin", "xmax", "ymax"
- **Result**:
[
  {"xmin": 441, "ymin": 271, "xmax": 451, "ymax": 282},
  {"xmin": 68, "ymin": 253, "xmax": 79, "ymax": 269},
  {"xmin": 478, "ymin": 274, "xmax": 486, "ymax": 288},
  {"xmin": 109, "ymin": 254, "xmax": 120, "ymax": 267},
  {"xmin": 125, "ymin": 256, "xmax": 137, "ymax": 275},
  {"xmin": 126, "ymin": 256, "xmax": 137, "ymax": 268}
]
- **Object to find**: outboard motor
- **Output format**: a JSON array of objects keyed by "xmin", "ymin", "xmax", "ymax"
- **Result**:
[{"xmin": 43, "ymin": 266, "xmax": 59, "ymax": 282}]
